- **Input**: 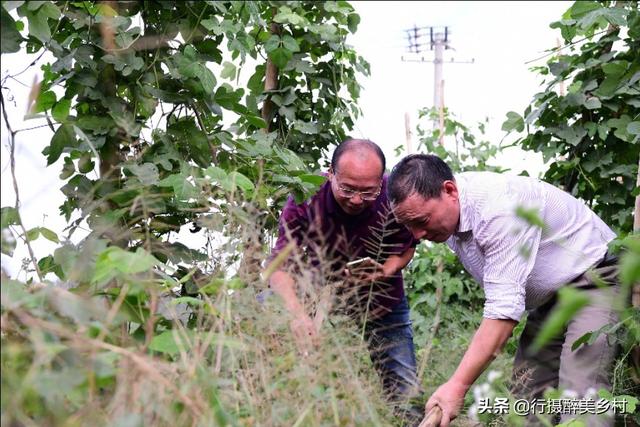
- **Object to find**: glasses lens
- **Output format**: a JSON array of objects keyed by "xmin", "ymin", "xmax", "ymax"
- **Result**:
[{"xmin": 340, "ymin": 187, "xmax": 356, "ymax": 198}]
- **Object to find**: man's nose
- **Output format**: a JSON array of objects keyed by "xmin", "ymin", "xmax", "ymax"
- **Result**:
[{"xmin": 351, "ymin": 193, "xmax": 364, "ymax": 204}]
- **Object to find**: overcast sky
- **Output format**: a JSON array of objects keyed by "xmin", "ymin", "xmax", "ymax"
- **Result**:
[
  {"xmin": 1, "ymin": 1, "xmax": 571, "ymax": 278},
  {"xmin": 349, "ymin": 1, "xmax": 571, "ymax": 170}
]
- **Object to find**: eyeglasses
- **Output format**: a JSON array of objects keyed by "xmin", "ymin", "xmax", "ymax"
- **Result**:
[{"xmin": 334, "ymin": 178, "xmax": 382, "ymax": 201}]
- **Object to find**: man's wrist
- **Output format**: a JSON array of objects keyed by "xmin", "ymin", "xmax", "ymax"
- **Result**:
[
  {"xmin": 447, "ymin": 376, "xmax": 472, "ymax": 395},
  {"xmin": 382, "ymin": 262, "xmax": 396, "ymax": 278}
]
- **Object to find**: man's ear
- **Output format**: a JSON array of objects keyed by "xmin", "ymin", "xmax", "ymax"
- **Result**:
[{"xmin": 442, "ymin": 180, "xmax": 458, "ymax": 199}]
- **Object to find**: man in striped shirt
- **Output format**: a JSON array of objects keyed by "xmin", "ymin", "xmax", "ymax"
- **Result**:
[{"xmin": 388, "ymin": 154, "xmax": 620, "ymax": 427}]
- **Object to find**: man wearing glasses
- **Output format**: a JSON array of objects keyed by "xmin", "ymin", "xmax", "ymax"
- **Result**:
[{"xmin": 267, "ymin": 139, "xmax": 421, "ymax": 420}]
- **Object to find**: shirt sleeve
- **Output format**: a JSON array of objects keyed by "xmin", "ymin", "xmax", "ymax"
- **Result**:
[
  {"xmin": 268, "ymin": 196, "xmax": 309, "ymax": 265},
  {"xmin": 476, "ymin": 212, "xmax": 543, "ymax": 321}
]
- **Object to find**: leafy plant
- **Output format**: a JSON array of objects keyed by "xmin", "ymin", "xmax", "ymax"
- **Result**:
[
  {"xmin": 502, "ymin": 1, "xmax": 640, "ymax": 233},
  {"xmin": 1, "ymin": 0, "xmax": 370, "ymax": 281}
]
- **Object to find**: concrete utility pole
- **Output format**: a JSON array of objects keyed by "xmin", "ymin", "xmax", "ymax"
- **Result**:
[
  {"xmin": 432, "ymin": 29, "xmax": 446, "ymax": 111},
  {"xmin": 402, "ymin": 26, "xmax": 473, "ymax": 136},
  {"xmin": 404, "ymin": 112, "xmax": 413, "ymax": 154}
]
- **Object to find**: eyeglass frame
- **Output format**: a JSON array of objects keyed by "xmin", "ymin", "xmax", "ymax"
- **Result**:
[{"xmin": 331, "ymin": 172, "xmax": 382, "ymax": 201}]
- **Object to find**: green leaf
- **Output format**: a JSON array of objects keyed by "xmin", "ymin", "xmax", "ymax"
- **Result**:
[
  {"xmin": 220, "ymin": 61, "xmax": 236, "ymax": 80},
  {"xmin": 244, "ymin": 114, "xmax": 267, "ymax": 129},
  {"xmin": 1, "ymin": 6, "xmax": 23, "ymax": 53},
  {"xmin": 39, "ymin": 227, "xmax": 59, "ymax": 243},
  {"xmin": 299, "ymin": 174, "xmax": 327, "ymax": 186},
  {"xmin": 619, "ymin": 245, "xmax": 640, "ymax": 287},
  {"xmin": 627, "ymin": 121, "xmax": 640, "ymax": 136},
  {"xmin": 25, "ymin": 3, "xmax": 53, "ymax": 43},
  {"xmin": 34, "ymin": 90, "xmax": 56, "ymax": 113},
  {"xmin": 269, "ymin": 47, "xmax": 292, "ymax": 69},
  {"xmin": 149, "ymin": 330, "xmax": 190, "ymax": 355},
  {"xmin": 1, "ymin": 206, "xmax": 21, "ymax": 228},
  {"xmin": 92, "ymin": 247, "xmax": 161, "ymax": 285},
  {"xmin": 569, "ymin": 1, "xmax": 601, "ymax": 19},
  {"xmin": 570, "ymin": 331, "xmax": 593, "ymax": 351},
  {"xmin": 247, "ymin": 65, "xmax": 265, "ymax": 94},
  {"xmin": 553, "ymin": 124, "xmax": 587, "ymax": 146},
  {"xmin": 200, "ymin": 17, "xmax": 220, "ymax": 32},
  {"xmin": 26, "ymin": 227, "xmax": 40, "ymax": 241},
  {"xmin": 602, "ymin": 62, "xmax": 627, "ymax": 77},
  {"xmin": 264, "ymin": 34, "xmax": 280, "ymax": 53},
  {"xmin": 273, "ymin": 9, "xmax": 307, "ymax": 26},
  {"xmin": 501, "ymin": 111, "xmax": 524, "ymax": 132},
  {"xmin": 44, "ymin": 124, "xmax": 77, "ymax": 165},
  {"xmin": 158, "ymin": 172, "xmax": 198, "ymax": 201},
  {"xmin": 294, "ymin": 121, "xmax": 318, "ymax": 134},
  {"xmin": 615, "ymin": 395, "xmax": 638, "ymax": 414},
  {"xmin": 281, "ymin": 35, "xmax": 300, "ymax": 53},
  {"xmin": 198, "ymin": 64, "xmax": 217, "ymax": 94},
  {"xmin": 228, "ymin": 171, "xmax": 254, "ymax": 193},
  {"xmin": 171, "ymin": 296, "xmax": 204, "ymax": 307},
  {"xmin": 583, "ymin": 97, "xmax": 601, "ymax": 109},
  {"xmin": 38, "ymin": 255, "xmax": 62, "ymax": 277},
  {"xmin": 347, "ymin": 13, "xmax": 361, "ymax": 33},
  {"xmin": 1, "ymin": 228, "xmax": 16, "ymax": 256},
  {"xmin": 76, "ymin": 115, "xmax": 112, "ymax": 135},
  {"xmin": 531, "ymin": 287, "xmax": 590, "ymax": 352},
  {"xmin": 51, "ymin": 98, "xmax": 71, "ymax": 122},
  {"xmin": 204, "ymin": 166, "xmax": 226, "ymax": 181},
  {"xmin": 78, "ymin": 153, "xmax": 94, "ymax": 173},
  {"xmin": 0, "ymin": 280, "xmax": 32, "ymax": 310},
  {"xmin": 127, "ymin": 163, "xmax": 159, "ymax": 186}
]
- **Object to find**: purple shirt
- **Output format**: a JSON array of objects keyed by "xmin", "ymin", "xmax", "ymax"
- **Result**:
[{"xmin": 271, "ymin": 175, "xmax": 417, "ymax": 314}]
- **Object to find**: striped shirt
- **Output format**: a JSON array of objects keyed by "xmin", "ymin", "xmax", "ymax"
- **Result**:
[{"xmin": 447, "ymin": 172, "xmax": 616, "ymax": 321}]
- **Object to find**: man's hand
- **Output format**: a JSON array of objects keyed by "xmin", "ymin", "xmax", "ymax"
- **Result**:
[
  {"xmin": 344, "ymin": 258, "xmax": 388, "ymax": 282},
  {"xmin": 425, "ymin": 380, "xmax": 468, "ymax": 427},
  {"xmin": 424, "ymin": 318, "xmax": 517, "ymax": 426},
  {"xmin": 289, "ymin": 311, "xmax": 318, "ymax": 354}
]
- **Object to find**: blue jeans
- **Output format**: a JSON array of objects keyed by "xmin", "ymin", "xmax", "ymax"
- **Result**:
[{"xmin": 364, "ymin": 296, "xmax": 420, "ymax": 403}]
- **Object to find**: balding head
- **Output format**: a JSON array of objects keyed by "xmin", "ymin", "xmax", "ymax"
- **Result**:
[{"xmin": 331, "ymin": 139, "xmax": 386, "ymax": 178}]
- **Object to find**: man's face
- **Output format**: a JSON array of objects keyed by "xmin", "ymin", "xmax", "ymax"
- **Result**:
[
  {"xmin": 329, "ymin": 151, "xmax": 383, "ymax": 215},
  {"xmin": 392, "ymin": 182, "xmax": 460, "ymax": 243}
]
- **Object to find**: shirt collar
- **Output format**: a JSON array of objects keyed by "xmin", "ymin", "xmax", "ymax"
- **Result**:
[{"xmin": 455, "ymin": 175, "xmax": 472, "ymax": 234}]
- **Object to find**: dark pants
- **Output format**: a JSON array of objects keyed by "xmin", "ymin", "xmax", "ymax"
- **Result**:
[{"xmin": 364, "ymin": 296, "xmax": 421, "ymax": 404}]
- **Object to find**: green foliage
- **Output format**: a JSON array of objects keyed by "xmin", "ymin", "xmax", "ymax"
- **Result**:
[
  {"xmin": 414, "ymin": 107, "xmax": 505, "ymax": 173},
  {"xmin": 1, "ymin": 4, "xmax": 24, "ymax": 53},
  {"xmin": 1, "ymin": 206, "xmax": 21, "ymax": 256},
  {"xmin": 2, "ymin": 0, "xmax": 370, "ymax": 275},
  {"xmin": 1, "ymin": 274, "xmax": 395, "ymax": 426},
  {"xmin": 0, "ymin": 2, "xmax": 397, "ymax": 424},
  {"xmin": 503, "ymin": 1, "xmax": 640, "ymax": 232},
  {"xmin": 406, "ymin": 243, "xmax": 483, "ymax": 336}
]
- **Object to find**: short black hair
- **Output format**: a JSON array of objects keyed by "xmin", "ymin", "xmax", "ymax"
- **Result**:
[
  {"xmin": 331, "ymin": 139, "xmax": 386, "ymax": 176},
  {"xmin": 388, "ymin": 154, "xmax": 454, "ymax": 203}
]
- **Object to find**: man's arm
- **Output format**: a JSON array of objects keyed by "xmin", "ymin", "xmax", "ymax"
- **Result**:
[
  {"xmin": 353, "ymin": 247, "xmax": 415, "ymax": 282},
  {"xmin": 269, "ymin": 269, "xmax": 304, "ymax": 315},
  {"xmin": 382, "ymin": 246, "xmax": 415, "ymax": 277},
  {"xmin": 426, "ymin": 318, "xmax": 517, "ymax": 427},
  {"xmin": 269, "ymin": 269, "xmax": 318, "ymax": 350}
]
